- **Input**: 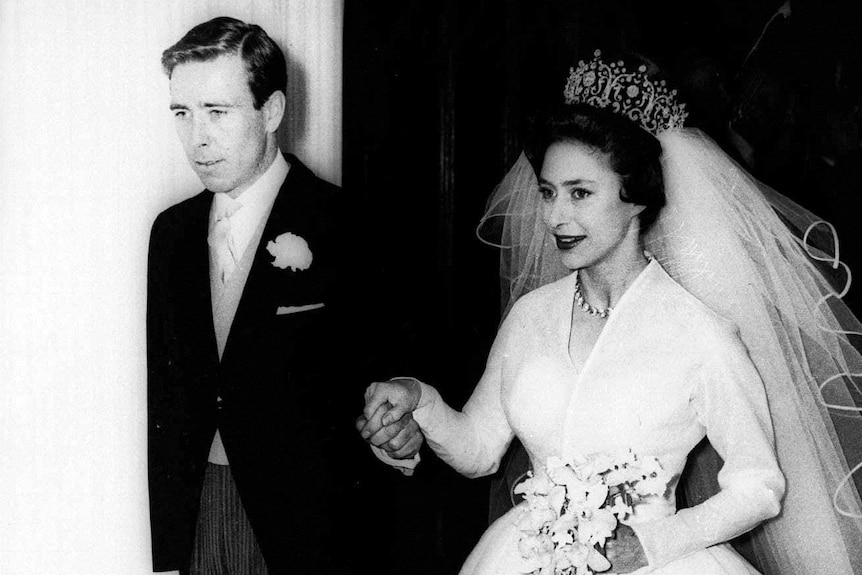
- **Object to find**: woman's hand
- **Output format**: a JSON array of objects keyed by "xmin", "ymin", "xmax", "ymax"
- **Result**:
[
  {"xmin": 357, "ymin": 379, "xmax": 422, "ymax": 457},
  {"xmin": 603, "ymin": 523, "xmax": 649, "ymax": 573}
]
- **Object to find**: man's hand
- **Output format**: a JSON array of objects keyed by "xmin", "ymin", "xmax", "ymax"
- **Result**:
[
  {"xmin": 355, "ymin": 410, "xmax": 423, "ymax": 459},
  {"xmin": 363, "ymin": 379, "xmax": 421, "ymax": 426},
  {"xmin": 356, "ymin": 379, "xmax": 424, "ymax": 459}
]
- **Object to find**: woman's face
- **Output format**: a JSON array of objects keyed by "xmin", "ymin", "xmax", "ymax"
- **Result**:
[{"xmin": 539, "ymin": 140, "xmax": 643, "ymax": 272}]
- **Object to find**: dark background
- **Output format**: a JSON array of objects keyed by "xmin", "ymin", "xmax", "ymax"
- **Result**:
[{"xmin": 342, "ymin": 1, "xmax": 861, "ymax": 572}]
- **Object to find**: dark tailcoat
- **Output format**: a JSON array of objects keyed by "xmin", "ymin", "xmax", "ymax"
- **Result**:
[{"xmin": 147, "ymin": 154, "xmax": 387, "ymax": 574}]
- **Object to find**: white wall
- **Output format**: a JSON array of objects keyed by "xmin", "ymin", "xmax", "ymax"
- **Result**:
[{"xmin": 0, "ymin": 2, "xmax": 342, "ymax": 573}]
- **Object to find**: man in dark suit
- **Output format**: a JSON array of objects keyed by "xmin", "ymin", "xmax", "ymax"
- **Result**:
[{"xmin": 147, "ymin": 17, "xmax": 421, "ymax": 574}]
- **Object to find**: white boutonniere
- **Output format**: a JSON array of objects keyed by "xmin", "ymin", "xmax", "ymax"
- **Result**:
[{"xmin": 266, "ymin": 232, "xmax": 313, "ymax": 271}]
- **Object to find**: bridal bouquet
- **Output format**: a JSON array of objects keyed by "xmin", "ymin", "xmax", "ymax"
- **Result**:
[{"xmin": 514, "ymin": 451, "xmax": 668, "ymax": 575}]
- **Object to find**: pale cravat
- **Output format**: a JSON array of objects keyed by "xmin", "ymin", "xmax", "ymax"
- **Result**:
[
  {"xmin": 208, "ymin": 198, "xmax": 242, "ymax": 286},
  {"xmin": 208, "ymin": 197, "xmax": 241, "ymax": 466}
]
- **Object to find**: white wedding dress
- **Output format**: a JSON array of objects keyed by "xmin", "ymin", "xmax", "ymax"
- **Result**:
[{"xmin": 413, "ymin": 260, "xmax": 785, "ymax": 574}]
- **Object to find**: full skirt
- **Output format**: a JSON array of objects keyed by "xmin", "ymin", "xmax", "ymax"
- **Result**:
[{"xmin": 460, "ymin": 505, "xmax": 761, "ymax": 575}]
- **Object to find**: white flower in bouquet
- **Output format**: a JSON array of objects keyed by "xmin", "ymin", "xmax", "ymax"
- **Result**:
[
  {"xmin": 570, "ymin": 452, "xmax": 615, "ymax": 479},
  {"xmin": 550, "ymin": 513, "xmax": 577, "ymax": 546},
  {"xmin": 519, "ymin": 532, "xmax": 554, "ymax": 573},
  {"xmin": 565, "ymin": 543, "xmax": 611, "ymax": 575},
  {"xmin": 637, "ymin": 473, "xmax": 668, "ymax": 497},
  {"xmin": 548, "ymin": 485, "xmax": 568, "ymax": 515},
  {"xmin": 530, "ymin": 473, "xmax": 555, "ymax": 495},
  {"xmin": 605, "ymin": 495, "xmax": 633, "ymax": 518},
  {"xmin": 514, "ymin": 450, "xmax": 669, "ymax": 575},
  {"xmin": 574, "ymin": 481, "xmax": 609, "ymax": 513},
  {"xmin": 554, "ymin": 545, "xmax": 576, "ymax": 570},
  {"xmin": 516, "ymin": 503, "xmax": 558, "ymax": 532},
  {"xmin": 575, "ymin": 507, "xmax": 616, "ymax": 547}
]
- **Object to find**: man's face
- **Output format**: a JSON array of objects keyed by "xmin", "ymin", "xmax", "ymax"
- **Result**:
[{"xmin": 169, "ymin": 54, "xmax": 277, "ymax": 198}]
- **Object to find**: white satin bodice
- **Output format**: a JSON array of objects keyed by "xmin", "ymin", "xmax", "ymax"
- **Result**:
[{"xmin": 414, "ymin": 261, "xmax": 784, "ymax": 568}]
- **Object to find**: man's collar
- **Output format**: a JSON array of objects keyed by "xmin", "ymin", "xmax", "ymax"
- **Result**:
[{"xmin": 213, "ymin": 152, "xmax": 289, "ymax": 213}]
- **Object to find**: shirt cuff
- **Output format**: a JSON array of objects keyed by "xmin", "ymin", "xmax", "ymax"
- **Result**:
[{"xmin": 371, "ymin": 445, "xmax": 421, "ymax": 476}]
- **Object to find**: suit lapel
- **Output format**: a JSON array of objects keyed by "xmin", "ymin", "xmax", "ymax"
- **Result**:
[{"xmin": 185, "ymin": 191, "xmax": 220, "ymax": 366}]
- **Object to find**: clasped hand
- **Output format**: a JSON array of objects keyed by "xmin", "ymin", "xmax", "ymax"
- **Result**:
[
  {"xmin": 603, "ymin": 524, "xmax": 649, "ymax": 573},
  {"xmin": 355, "ymin": 379, "xmax": 424, "ymax": 459}
]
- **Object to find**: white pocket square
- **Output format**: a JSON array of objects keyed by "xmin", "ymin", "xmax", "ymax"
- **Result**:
[{"xmin": 276, "ymin": 303, "xmax": 325, "ymax": 315}]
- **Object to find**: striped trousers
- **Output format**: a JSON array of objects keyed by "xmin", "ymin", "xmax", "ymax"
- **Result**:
[{"xmin": 187, "ymin": 463, "xmax": 270, "ymax": 575}]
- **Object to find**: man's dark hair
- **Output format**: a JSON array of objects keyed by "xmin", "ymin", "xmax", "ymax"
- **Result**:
[{"xmin": 161, "ymin": 16, "xmax": 287, "ymax": 109}]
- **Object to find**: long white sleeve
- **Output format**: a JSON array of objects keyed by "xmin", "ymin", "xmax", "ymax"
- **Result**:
[
  {"xmin": 632, "ymin": 323, "xmax": 786, "ymax": 568},
  {"xmin": 412, "ymin": 315, "xmax": 518, "ymax": 478}
]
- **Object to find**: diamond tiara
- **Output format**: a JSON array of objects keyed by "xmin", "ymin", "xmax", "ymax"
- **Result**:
[{"xmin": 564, "ymin": 50, "xmax": 688, "ymax": 136}]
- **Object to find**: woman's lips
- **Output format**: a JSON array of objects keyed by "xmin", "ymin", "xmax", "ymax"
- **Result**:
[{"xmin": 554, "ymin": 235, "xmax": 585, "ymax": 250}]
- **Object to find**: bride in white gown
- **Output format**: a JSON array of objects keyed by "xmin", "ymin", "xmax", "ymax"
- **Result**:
[{"xmin": 360, "ymin": 51, "xmax": 862, "ymax": 575}]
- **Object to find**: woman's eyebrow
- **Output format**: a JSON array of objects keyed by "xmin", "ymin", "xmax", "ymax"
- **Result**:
[{"xmin": 538, "ymin": 178, "xmax": 596, "ymax": 187}]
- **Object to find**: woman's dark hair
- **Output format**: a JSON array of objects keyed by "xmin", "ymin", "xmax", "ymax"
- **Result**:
[
  {"xmin": 525, "ymin": 102, "xmax": 666, "ymax": 234},
  {"xmin": 161, "ymin": 16, "xmax": 287, "ymax": 110}
]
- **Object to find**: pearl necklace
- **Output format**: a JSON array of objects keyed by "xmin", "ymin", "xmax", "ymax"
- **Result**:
[
  {"xmin": 574, "ymin": 274, "xmax": 611, "ymax": 318},
  {"xmin": 574, "ymin": 252, "xmax": 653, "ymax": 319}
]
